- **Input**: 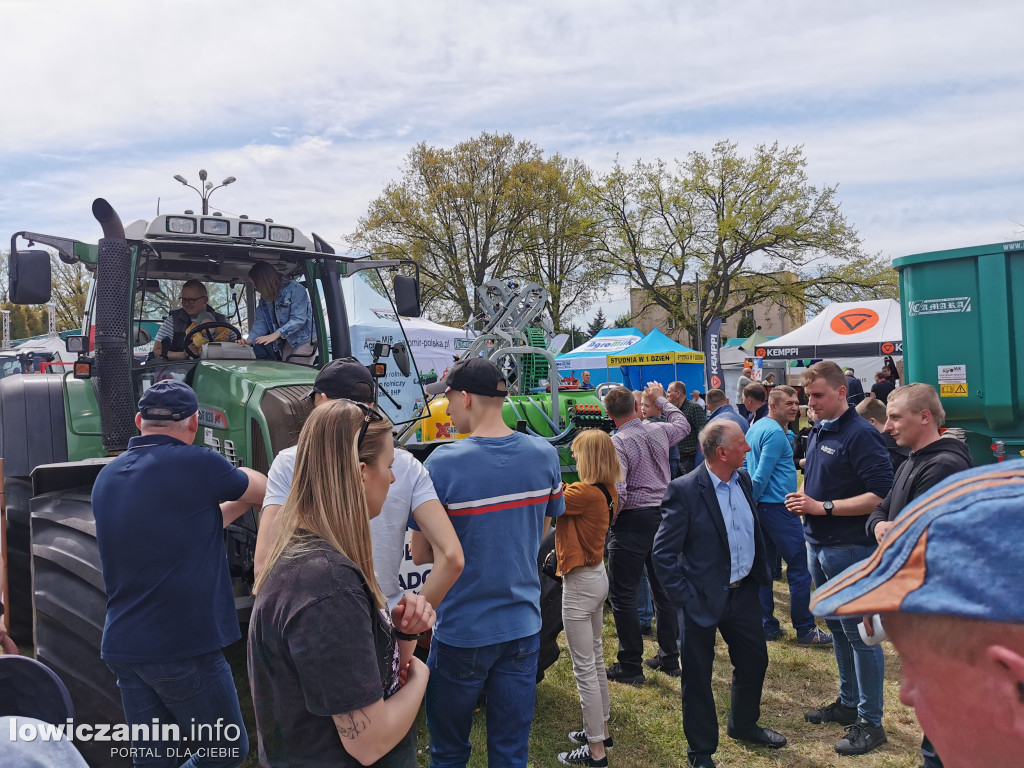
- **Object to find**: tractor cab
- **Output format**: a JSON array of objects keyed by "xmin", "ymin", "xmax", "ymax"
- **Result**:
[{"xmin": 11, "ymin": 206, "xmax": 426, "ymax": 473}]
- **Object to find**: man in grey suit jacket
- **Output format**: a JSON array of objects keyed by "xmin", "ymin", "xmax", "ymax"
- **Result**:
[{"xmin": 653, "ymin": 420, "xmax": 787, "ymax": 768}]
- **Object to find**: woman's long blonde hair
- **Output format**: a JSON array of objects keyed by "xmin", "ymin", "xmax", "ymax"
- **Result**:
[
  {"xmin": 248, "ymin": 261, "xmax": 284, "ymax": 302},
  {"xmin": 253, "ymin": 399, "xmax": 393, "ymax": 609},
  {"xmin": 572, "ymin": 429, "xmax": 623, "ymax": 488}
]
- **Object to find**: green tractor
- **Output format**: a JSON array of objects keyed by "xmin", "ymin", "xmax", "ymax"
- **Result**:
[
  {"xmin": 2, "ymin": 198, "xmax": 611, "ymax": 762},
  {"xmin": 2, "ymin": 198, "xmax": 424, "ymax": 756}
]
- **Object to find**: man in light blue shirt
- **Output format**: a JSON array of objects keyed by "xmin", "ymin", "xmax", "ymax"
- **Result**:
[
  {"xmin": 745, "ymin": 386, "xmax": 832, "ymax": 646},
  {"xmin": 653, "ymin": 420, "xmax": 787, "ymax": 766},
  {"xmin": 711, "ymin": 462, "xmax": 756, "ymax": 584}
]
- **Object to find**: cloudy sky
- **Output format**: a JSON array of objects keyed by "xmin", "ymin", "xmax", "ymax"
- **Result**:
[{"xmin": 2, "ymin": 0, "xmax": 1021, "ymax": 322}]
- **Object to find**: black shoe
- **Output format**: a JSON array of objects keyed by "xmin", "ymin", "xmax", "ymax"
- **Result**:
[
  {"xmin": 640, "ymin": 624, "xmax": 653, "ymax": 636},
  {"xmin": 643, "ymin": 657, "xmax": 682, "ymax": 677},
  {"xmin": 835, "ymin": 718, "xmax": 887, "ymax": 755},
  {"xmin": 568, "ymin": 731, "xmax": 613, "ymax": 750},
  {"xmin": 727, "ymin": 725, "xmax": 787, "ymax": 749},
  {"xmin": 763, "ymin": 626, "xmax": 785, "ymax": 641},
  {"xmin": 796, "ymin": 627, "xmax": 833, "ymax": 646},
  {"xmin": 805, "ymin": 697, "xmax": 857, "ymax": 725},
  {"xmin": 605, "ymin": 663, "xmax": 645, "ymax": 686},
  {"xmin": 558, "ymin": 743, "xmax": 608, "ymax": 766},
  {"xmin": 687, "ymin": 756, "xmax": 716, "ymax": 768}
]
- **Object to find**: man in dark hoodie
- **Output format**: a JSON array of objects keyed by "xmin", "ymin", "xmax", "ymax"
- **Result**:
[
  {"xmin": 856, "ymin": 397, "xmax": 909, "ymax": 474},
  {"xmin": 864, "ymin": 382, "xmax": 972, "ymax": 768}
]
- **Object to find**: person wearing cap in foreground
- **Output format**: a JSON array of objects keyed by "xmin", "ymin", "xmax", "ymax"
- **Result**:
[
  {"xmin": 92, "ymin": 380, "xmax": 267, "ymax": 766},
  {"xmin": 810, "ymin": 460, "xmax": 1024, "ymax": 768},
  {"xmin": 254, "ymin": 357, "xmax": 464, "ymax": 614},
  {"xmin": 421, "ymin": 357, "xmax": 565, "ymax": 768},
  {"xmin": 652, "ymin": 419, "xmax": 787, "ymax": 768}
]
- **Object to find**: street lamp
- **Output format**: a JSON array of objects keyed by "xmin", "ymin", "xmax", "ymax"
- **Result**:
[{"xmin": 172, "ymin": 169, "xmax": 236, "ymax": 215}]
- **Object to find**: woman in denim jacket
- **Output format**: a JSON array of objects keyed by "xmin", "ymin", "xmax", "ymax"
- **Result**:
[{"xmin": 247, "ymin": 262, "xmax": 316, "ymax": 363}]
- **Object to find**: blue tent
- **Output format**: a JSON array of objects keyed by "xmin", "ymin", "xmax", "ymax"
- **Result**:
[
  {"xmin": 555, "ymin": 327, "xmax": 644, "ymax": 386},
  {"xmin": 608, "ymin": 328, "xmax": 706, "ymax": 392}
]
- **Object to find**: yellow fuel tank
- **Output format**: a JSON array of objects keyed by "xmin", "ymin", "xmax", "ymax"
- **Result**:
[{"xmin": 420, "ymin": 396, "xmax": 470, "ymax": 441}]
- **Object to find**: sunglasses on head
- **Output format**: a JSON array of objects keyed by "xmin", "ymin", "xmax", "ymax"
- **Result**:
[{"xmin": 337, "ymin": 398, "xmax": 384, "ymax": 448}]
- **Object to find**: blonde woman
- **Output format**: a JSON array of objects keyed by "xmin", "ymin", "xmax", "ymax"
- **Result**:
[
  {"xmin": 246, "ymin": 261, "xmax": 315, "ymax": 363},
  {"xmin": 248, "ymin": 400, "xmax": 434, "ymax": 767},
  {"xmin": 556, "ymin": 429, "xmax": 623, "ymax": 767}
]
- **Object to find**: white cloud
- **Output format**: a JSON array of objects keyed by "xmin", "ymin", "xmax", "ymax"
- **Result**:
[{"xmin": 2, "ymin": 0, "xmax": 1022, "ymax": 324}]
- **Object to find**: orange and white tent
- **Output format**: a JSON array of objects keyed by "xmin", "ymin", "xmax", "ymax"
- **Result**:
[{"xmin": 753, "ymin": 300, "xmax": 902, "ymax": 361}]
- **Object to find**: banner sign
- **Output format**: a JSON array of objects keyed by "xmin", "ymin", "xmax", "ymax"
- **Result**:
[
  {"xmin": 703, "ymin": 316, "xmax": 723, "ymax": 391},
  {"xmin": 907, "ymin": 297, "xmax": 971, "ymax": 316},
  {"xmin": 755, "ymin": 341, "xmax": 902, "ymax": 359},
  {"xmin": 608, "ymin": 350, "xmax": 705, "ymax": 366}
]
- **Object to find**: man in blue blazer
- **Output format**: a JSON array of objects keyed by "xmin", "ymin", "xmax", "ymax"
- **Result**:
[{"xmin": 653, "ymin": 419, "xmax": 787, "ymax": 768}]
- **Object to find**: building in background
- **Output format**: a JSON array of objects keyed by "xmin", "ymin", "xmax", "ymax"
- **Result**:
[{"xmin": 628, "ymin": 273, "xmax": 805, "ymax": 348}]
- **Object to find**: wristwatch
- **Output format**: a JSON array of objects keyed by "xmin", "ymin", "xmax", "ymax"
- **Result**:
[{"xmin": 823, "ymin": 500, "xmax": 834, "ymax": 516}]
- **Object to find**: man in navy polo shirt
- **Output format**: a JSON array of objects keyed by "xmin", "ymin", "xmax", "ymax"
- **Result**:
[
  {"xmin": 94, "ymin": 381, "xmax": 266, "ymax": 767},
  {"xmin": 785, "ymin": 361, "xmax": 893, "ymax": 757}
]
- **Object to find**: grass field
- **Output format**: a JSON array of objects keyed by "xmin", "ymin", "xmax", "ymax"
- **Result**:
[{"xmin": 229, "ymin": 580, "xmax": 925, "ymax": 767}]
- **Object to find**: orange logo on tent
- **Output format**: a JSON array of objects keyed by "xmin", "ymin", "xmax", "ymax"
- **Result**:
[
  {"xmin": 755, "ymin": 348, "xmax": 767, "ymax": 357},
  {"xmin": 830, "ymin": 309, "xmax": 879, "ymax": 336},
  {"xmin": 881, "ymin": 342, "xmax": 895, "ymax": 354},
  {"xmin": 710, "ymin": 374, "xmax": 723, "ymax": 389}
]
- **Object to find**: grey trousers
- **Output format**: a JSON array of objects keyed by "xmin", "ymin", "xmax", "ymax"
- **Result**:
[{"xmin": 561, "ymin": 563, "xmax": 611, "ymax": 743}]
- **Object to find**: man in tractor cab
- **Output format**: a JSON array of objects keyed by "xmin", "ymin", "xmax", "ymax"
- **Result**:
[{"xmin": 151, "ymin": 279, "xmax": 234, "ymax": 360}]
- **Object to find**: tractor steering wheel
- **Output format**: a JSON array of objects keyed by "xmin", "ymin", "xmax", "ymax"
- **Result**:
[{"xmin": 184, "ymin": 321, "xmax": 244, "ymax": 359}]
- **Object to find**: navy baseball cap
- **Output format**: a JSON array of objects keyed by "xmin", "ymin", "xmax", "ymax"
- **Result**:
[
  {"xmin": 308, "ymin": 357, "xmax": 375, "ymax": 403},
  {"xmin": 425, "ymin": 357, "xmax": 508, "ymax": 398},
  {"xmin": 138, "ymin": 380, "xmax": 199, "ymax": 421},
  {"xmin": 811, "ymin": 460, "xmax": 1024, "ymax": 624}
]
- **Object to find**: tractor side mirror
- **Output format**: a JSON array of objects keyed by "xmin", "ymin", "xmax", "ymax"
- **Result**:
[
  {"xmin": 392, "ymin": 342, "xmax": 411, "ymax": 377},
  {"xmin": 9, "ymin": 250, "xmax": 52, "ymax": 304},
  {"xmin": 394, "ymin": 275, "xmax": 420, "ymax": 318}
]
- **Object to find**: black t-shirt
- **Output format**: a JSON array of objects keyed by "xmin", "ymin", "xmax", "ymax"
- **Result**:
[
  {"xmin": 870, "ymin": 379, "xmax": 895, "ymax": 404},
  {"xmin": 248, "ymin": 539, "xmax": 411, "ymax": 767}
]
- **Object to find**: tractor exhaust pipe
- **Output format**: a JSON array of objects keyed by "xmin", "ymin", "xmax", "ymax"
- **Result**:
[
  {"xmin": 92, "ymin": 198, "xmax": 125, "ymax": 240},
  {"xmin": 92, "ymin": 198, "xmax": 136, "ymax": 454}
]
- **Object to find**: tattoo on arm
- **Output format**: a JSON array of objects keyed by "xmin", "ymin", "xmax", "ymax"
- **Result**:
[{"xmin": 335, "ymin": 709, "xmax": 371, "ymax": 740}]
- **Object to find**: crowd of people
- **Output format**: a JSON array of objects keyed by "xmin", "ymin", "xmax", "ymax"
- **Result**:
[{"xmin": 52, "ymin": 349, "xmax": 1020, "ymax": 768}]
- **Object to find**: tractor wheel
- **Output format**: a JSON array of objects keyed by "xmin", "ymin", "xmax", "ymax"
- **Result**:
[{"xmin": 31, "ymin": 485, "xmax": 128, "ymax": 767}]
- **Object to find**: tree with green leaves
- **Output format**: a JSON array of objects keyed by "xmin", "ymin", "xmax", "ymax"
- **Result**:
[
  {"xmin": 594, "ymin": 141, "xmax": 898, "ymax": 344},
  {"xmin": 587, "ymin": 308, "xmax": 607, "ymax": 338},
  {"xmin": 517, "ymin": 154, "xmax": 610, "ymax": 332},
  {"xmin": 612, "ymin": 311, "xmax": 633, "ymax": 329},
  {"xmin": 350, "ymin": 133, "xmax": 612, "ymax": 328},
  {"xmin": 350, "ymin": 133, "xmax": 545, "ymax": 324}
]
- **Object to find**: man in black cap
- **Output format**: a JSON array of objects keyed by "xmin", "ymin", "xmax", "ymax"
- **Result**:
[
  {"xmin": 254, "ymin": 358, "xmax": 464, "ymax": 612},
  {"xmin": 92, "ymin": 380, "xmax": 267, "ymax": 766},
  {"xmin": 421, "ymin": 357, "xmax": 565, "ymax": 768}
]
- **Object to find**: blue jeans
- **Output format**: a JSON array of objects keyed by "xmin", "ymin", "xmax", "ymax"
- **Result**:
[
  {"xmin": 426, "ymin": 633, "xmax": 539, "ymax": 768},
  {"xmin": 757, "ymin": 503, "xmax": 815, "ymax": 635},
  {"xmin": 807, "ymin": 543, "xmax": 885, "ymax": 727},
  {"xmin": 106, "ymin": 650, "xmax": 247, "ymax": 768},
  {"xmin": 636, "ymin": 570, "xmax": 654, "ymax": 628}
]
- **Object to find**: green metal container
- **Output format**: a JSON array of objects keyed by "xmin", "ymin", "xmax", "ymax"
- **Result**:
[{"xmin": 894, "ymin": 239, "xmax": 1024, "ymax": 464}]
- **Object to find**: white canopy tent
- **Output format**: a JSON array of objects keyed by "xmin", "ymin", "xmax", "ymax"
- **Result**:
[
  {"xmin": 754, "ymin": 299, "xmax": 903, "ymax": 389},
  {"xmin": 554, "ymin": 327, "xmax": 645, "ymax": 385}
]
